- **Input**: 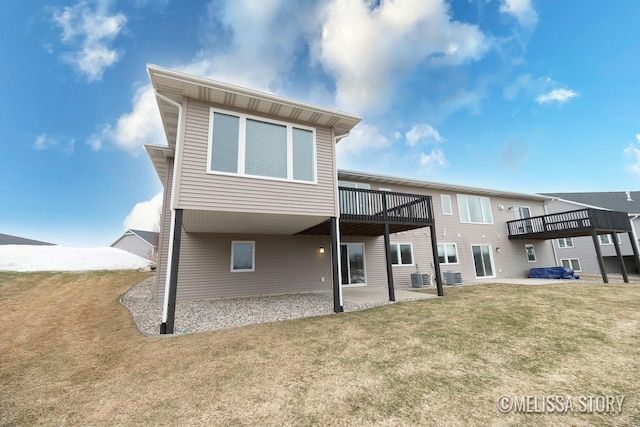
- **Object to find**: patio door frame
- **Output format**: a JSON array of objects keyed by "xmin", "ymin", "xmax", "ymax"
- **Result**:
[
  {"xmin": 340, "ymin": 242, "xmax": 367, "ymax": 287},
  {"xmin": 471, "ymin": 244, "xmax": 496, "ymax": 278}
]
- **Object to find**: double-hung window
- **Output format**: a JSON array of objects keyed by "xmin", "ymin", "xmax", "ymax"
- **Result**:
[
  {"xmin": 457, "ymin": 194, "xmax": 493, "ymax": 224},
  {"xmin": 557, "ymin": 237, "xmax": 574, "ymax": 248},
  {"xmin": 390, "ymin": 243, "xmax": 413, "ymax": 265},
  {"xmin": 208, "ymin": 109, "xmax": 316, "ymax": 183}
]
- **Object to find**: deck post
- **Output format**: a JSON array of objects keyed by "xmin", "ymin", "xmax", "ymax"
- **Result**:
[
  {"xmin": 612, "ymin": 233, "xmax": 629, "ymax": 283},
  {"xmin": 628, "ymin": 231, "xmax": 640, "ymax": 275},
  {"xmin": 161, "ymin": 208, "xmax": 183, "ymax": 334},
  {"xmin": 330, "ymin": 217, "xmax": 344, "ymax": 313},
  {"xmin": 591, "ymin": 230, "xmax": 608, "ymax": 284},
  {"xmin": 383, "ymin": 223, "xmax": 396, "ymax": 302},
  {"xmin": 429, "ymin": 224, "xmax": 444, "ymax": 297}
]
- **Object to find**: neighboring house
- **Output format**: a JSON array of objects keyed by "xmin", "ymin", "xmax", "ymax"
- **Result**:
[
  {"xmin": 0, "ymin": 233, "xmax": 55, "ymax": 246},
  {"xmin": 111, "ymin": 229, "xmax": 159, "ymax": 260},
  {"xmin": 144, "ymin": 65, "xmax": 637, "ymax": 334},
  {"xmin": 541, "ymin": 192, "xmax": 640, "ymax": 275}
]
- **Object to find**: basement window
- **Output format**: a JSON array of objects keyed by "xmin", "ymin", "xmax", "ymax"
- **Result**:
[{"xmin": 231, "ymin": 241, "xmax": 255, "ymax": 272}]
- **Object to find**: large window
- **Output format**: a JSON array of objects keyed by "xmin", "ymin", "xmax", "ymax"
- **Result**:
[
  {"xmin": 208, "ymin": 109, "xmax": 316, "ymax": 183},
  {"xmin": 437, "ymin": 243, "xmax": 458, "ymax": 264},
  {"xmin": 561, "ymin": 258, "xmax": 581, "ymax": 272},
  {"xmin": 457, "ymin": 195, "xmax": 493, "ymax": 224},
  {"xmin": 557, "ymin": 237, "xmax": 574, "ymax": 248},
  {"xmin": 231, "ymin": 241, "xmax": 255, "ymax": 272},
  {"xmin": 390, "ymin": 243, "xmax": 414, "ymax": 265}
]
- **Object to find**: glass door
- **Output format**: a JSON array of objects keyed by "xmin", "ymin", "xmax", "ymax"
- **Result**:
[
  {"xmin": 471, "ymin": 244, "xmax": 495, "ymax": 278},
  {"xmin": 340, "ymin": 243, "xmax": 366, "ymax": 285},
  {"xmin": 514, "ymin": 206, "xmax": 533, "ymax": 233}
]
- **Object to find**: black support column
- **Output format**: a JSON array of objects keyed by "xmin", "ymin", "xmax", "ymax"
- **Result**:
[
  {"xmin": 628, "ymin": 231, "xmax": 640, "ymax": 275},
  {"xmin": 330, "ymin": 217, "xmax": 343, "ymax": 313},
  {"xmin": 160, "ymin": 208, "xmax": 183, "ymax": 334},
  {"xmin": 591, "ymin": 230, "xmax": 608, "ymax": 284},
  {"xmin": 429, "ymin": 224, "xmax": 444, "ymax": 297},
  {"xmin": 612, "ymin": 233, "xmax": 629, "ymax": 283},
  {"xmin": 383, "ymin": 223, "xmax": 396, "ymax": 302}
]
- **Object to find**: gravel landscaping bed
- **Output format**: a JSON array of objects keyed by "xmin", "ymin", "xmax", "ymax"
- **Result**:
[{"xmin": 121, "ymin": 277, "xmax": 391, "ymax": 336}]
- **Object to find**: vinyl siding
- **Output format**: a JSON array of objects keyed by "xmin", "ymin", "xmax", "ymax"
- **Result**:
[
  {"xmin": 154, "ymin": 158, "xmax": 173, "ymax": 302},
  {"xmin": 171, "ymin": 233, "xmax": 333, "ymax": 300},
  {"xmin": 176, "ymin": 99, "xmax": 337, "ymax": 217},
  {"xmin": 346, "ymin": 181, "xmax": 557, "ymax": 283}
]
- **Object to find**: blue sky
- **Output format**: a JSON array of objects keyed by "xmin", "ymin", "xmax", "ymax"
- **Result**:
[{"xmin": 2, "ymin": 0, "xmax": 640, "ymax": 247}]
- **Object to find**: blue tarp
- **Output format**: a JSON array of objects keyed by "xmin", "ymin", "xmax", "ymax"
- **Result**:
[{"xmin": 529, "ymin": 267, "xmax": 579, "ymax": 280}]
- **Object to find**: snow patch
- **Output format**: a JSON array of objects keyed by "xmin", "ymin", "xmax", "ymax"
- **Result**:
[{"xmin": 0, "ymin": 245, "xmax": 151, "ymax": 272}]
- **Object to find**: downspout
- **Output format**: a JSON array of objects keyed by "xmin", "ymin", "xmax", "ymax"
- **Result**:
[
  {"xmin": 543, "ymin": 200, "xmax": 559, "ymax": 266},
  {"xmin": 333, "ymin": 131, "xmax": 350, "ymax": 309},
  {"xmin": 155, "ymin": 91, "xmax": 184, "ymax": 326},
  {"xmin": 630, "ymin": 214, "xmax": 640, "ymax": 247}
]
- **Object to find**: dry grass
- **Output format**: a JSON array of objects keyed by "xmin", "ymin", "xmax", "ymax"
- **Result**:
[{"xmin": 1, "ymin": 271, "xmax": 640, "ymax": 426}]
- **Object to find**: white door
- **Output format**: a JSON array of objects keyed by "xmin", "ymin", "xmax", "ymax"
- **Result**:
[
  {"xmin": 514, "ymin": 206, "xmax": 533, "ymax": 233},
  {"xmin": 472, "ymin": 244, "xmax": 495, "ymax": 278}
]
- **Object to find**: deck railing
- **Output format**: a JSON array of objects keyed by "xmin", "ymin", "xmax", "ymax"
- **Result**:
[
  {"xmin": 339, "ymin": 187, "xmax": 434, "ymax": 225},
  {"xmin": 507, "ymin": 208, "xmax": 631, "ymax": 238}
]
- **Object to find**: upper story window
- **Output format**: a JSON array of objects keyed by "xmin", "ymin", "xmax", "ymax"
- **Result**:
[
  {"xmin": 457, "ymin": 194, "xmax": 493, "ymax": 224},
  {"xmin": 557, "ymin": 237, "xmax": 574, "ymax": 248},
  {"xmin": 208, "ymin": 108, "xmax": 316, "ymax": 183},
  {"xmin": 441, "ymin": 195, "xmax": 452, "ymax": 215}
]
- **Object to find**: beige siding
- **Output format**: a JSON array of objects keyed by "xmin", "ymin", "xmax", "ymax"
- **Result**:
[
  {"xmin": 154, "ymin": 158, "xmax": 174, "ymax": 302},
  {"xmin": 346, "ymin": 181, "xmax": 557, "ymax": 283},
  {"xmin": 112, "ymin": 234, "xmax": 152, "ymax": 259},
  {"xmin": 172, "ymin": 233, "xmax": 333, "ymax": 300},
  {"xmin": 176, "ymin": 99, "xmax": 336, "ymax": 217}
]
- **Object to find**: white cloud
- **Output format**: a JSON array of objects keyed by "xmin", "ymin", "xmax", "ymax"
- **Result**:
[
  {"xmin": 420, "ymin": 148, "xmax": 448, "ymax": 169},
  {"xmin": 405, "ymin": 124, "xmax": 443, "ymax": 147},
  {"xmin": 336, "ymin": 122, "xmax": 391, "ymax": 159},
  {"xmin": 624, "ymin": 135, "xmax": 640, "ymax": 176},
  {"xmin": 318, "ymin": 0, "xmax": 490, "ymax": 112},
  {"xmin": 536, "ymin": 88, "xmax": 579, "ymax": 105},
  {"xmin": 88, "ymin": 84, "xmax": 164, "ymax": 152},
  {"xmin": 50, "ymin": 0, "xmax": 126, "ymax": 81},
  {"xmin": 500, "ymin": 0, "xmax": 538, "ymax": 28},
  {"xmin": 34, "ymin": 133, "xmax": 75, "ymax": 153},
  {"xmin": 123, "ymin": 193, "xmax": 163, "ymax": 231}
]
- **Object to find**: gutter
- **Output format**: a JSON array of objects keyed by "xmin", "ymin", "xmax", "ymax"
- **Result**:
[{"xmin": 154, "ymin": 90, "xmax": 184, "ymax": 326}]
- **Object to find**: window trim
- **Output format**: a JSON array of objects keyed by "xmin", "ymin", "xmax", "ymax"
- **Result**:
[
  {"xmin": 560, "ymin": 258, "xmax": 581, "ymax": 272},
  {"xmin": 207, "ymin": 107, "xmax": 318, "ymax": 185},
  {"xmin": 557, "ymin": 237, "xmax": 574, "ymax": 248},
  {"xmin": 470, "ymin": 243, "xmax": 496, "ymax": 278},
  {"xmin": 525, "ymin": 244, "xmax": 537, "ymax": 262},
  {"xmin": 437, "ymin": 242, "xmax": 459, "ymax": 265},
  {"xmin": 599, "ymin": 234, "xmax": 621, "ymax": 245},
  {"xmin": 457, "ymin": 194, "xmax": 494, "ymax": 224},
  {"xmin": 230, "ymin": 240, "xmax": 255, "ymax": 272},
  {"xmin": 390, "ymin": 242, "xmax": 414, "ymax": 266},
  {"xmin": 441, "ymin": 194, "xmax": 453, "ymax": 215}
]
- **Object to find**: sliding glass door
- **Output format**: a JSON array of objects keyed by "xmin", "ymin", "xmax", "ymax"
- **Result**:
[
  {"xmin": 471, "ymin": 244, "xmax": 495, "ymax": 278},
  {"xmin": 340, "ymin": 243, "xmax": 366, "ymax": 285}
]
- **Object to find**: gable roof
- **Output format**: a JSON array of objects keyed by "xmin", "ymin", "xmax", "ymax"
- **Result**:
[
  {"xmin": 338, "ymin": 170, "xmax": 550, "ymax": 202},
  {"xmin": 541, "ymin": 191, "xmax": 640, "ymax": 214},
  {"xmin": 0, "ymin": 233, "xmax": 55, "ymax": 246},
  {"xmin": 111, "ymin": 229, "xmax": 159, "ymax": 248}
]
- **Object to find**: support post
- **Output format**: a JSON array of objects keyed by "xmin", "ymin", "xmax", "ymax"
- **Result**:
[
  {"xmin": 161, "ymin": 208, "xmax": 183, "ymax": 334},
  {"xmin": 330, "ymin": 217, "xmax": 343, "ymax": 313},
  {"xmin": 591, "ymin": 230, "xmax": 608, "ymax": 284},
  {"xmin": 628, "ymin": 231, "xmax": 640, "ymax": 275},
  {"xmin": 612, "ymin": 233, "xmax": 629, "ymax": 283},
  {"xmin": 383, "ymin": 223, "xmax": 395, "ymax": 302},
  {"xmin": 429, "ymin": 224, "xmax": 444, "ymax": 297}
]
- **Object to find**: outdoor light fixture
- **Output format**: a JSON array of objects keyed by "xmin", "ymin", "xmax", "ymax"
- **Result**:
[
  {"xmin": 319, "ymin": 246, "xmax": 325, "ymax": 254},
  {"xmin": 496, "ymin": 247, "xmax": 501, "ymax": 253}
]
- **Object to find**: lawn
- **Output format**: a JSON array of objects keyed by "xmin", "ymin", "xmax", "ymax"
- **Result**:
[{"xmin": 1, "ymin": 271, "xmax": 639, "ymax": 426}]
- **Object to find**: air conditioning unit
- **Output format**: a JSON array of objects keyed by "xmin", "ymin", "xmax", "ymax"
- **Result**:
[
  {"xmin": 444, "ymin": 270, "xmax": 462, "ymax": 286},
  {"xmin": 411, "ymin": 273, "xmax": 432, "ymax": 288}
]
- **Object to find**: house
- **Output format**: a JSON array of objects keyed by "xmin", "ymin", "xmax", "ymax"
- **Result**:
[
  {"xmin": 0, "ymin": 233, "xmax": 55, "ymax": 246},
  {"xmin": 541, "ymin": 192, "xmax": 640, "ymax": 276},
  {"xmin": 111, "ymin": 229, "xmax": 159, "ymax": 260},
  {"xmin": 144, "ymin": 65, "xmax": 638, "ymax": 334}
]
